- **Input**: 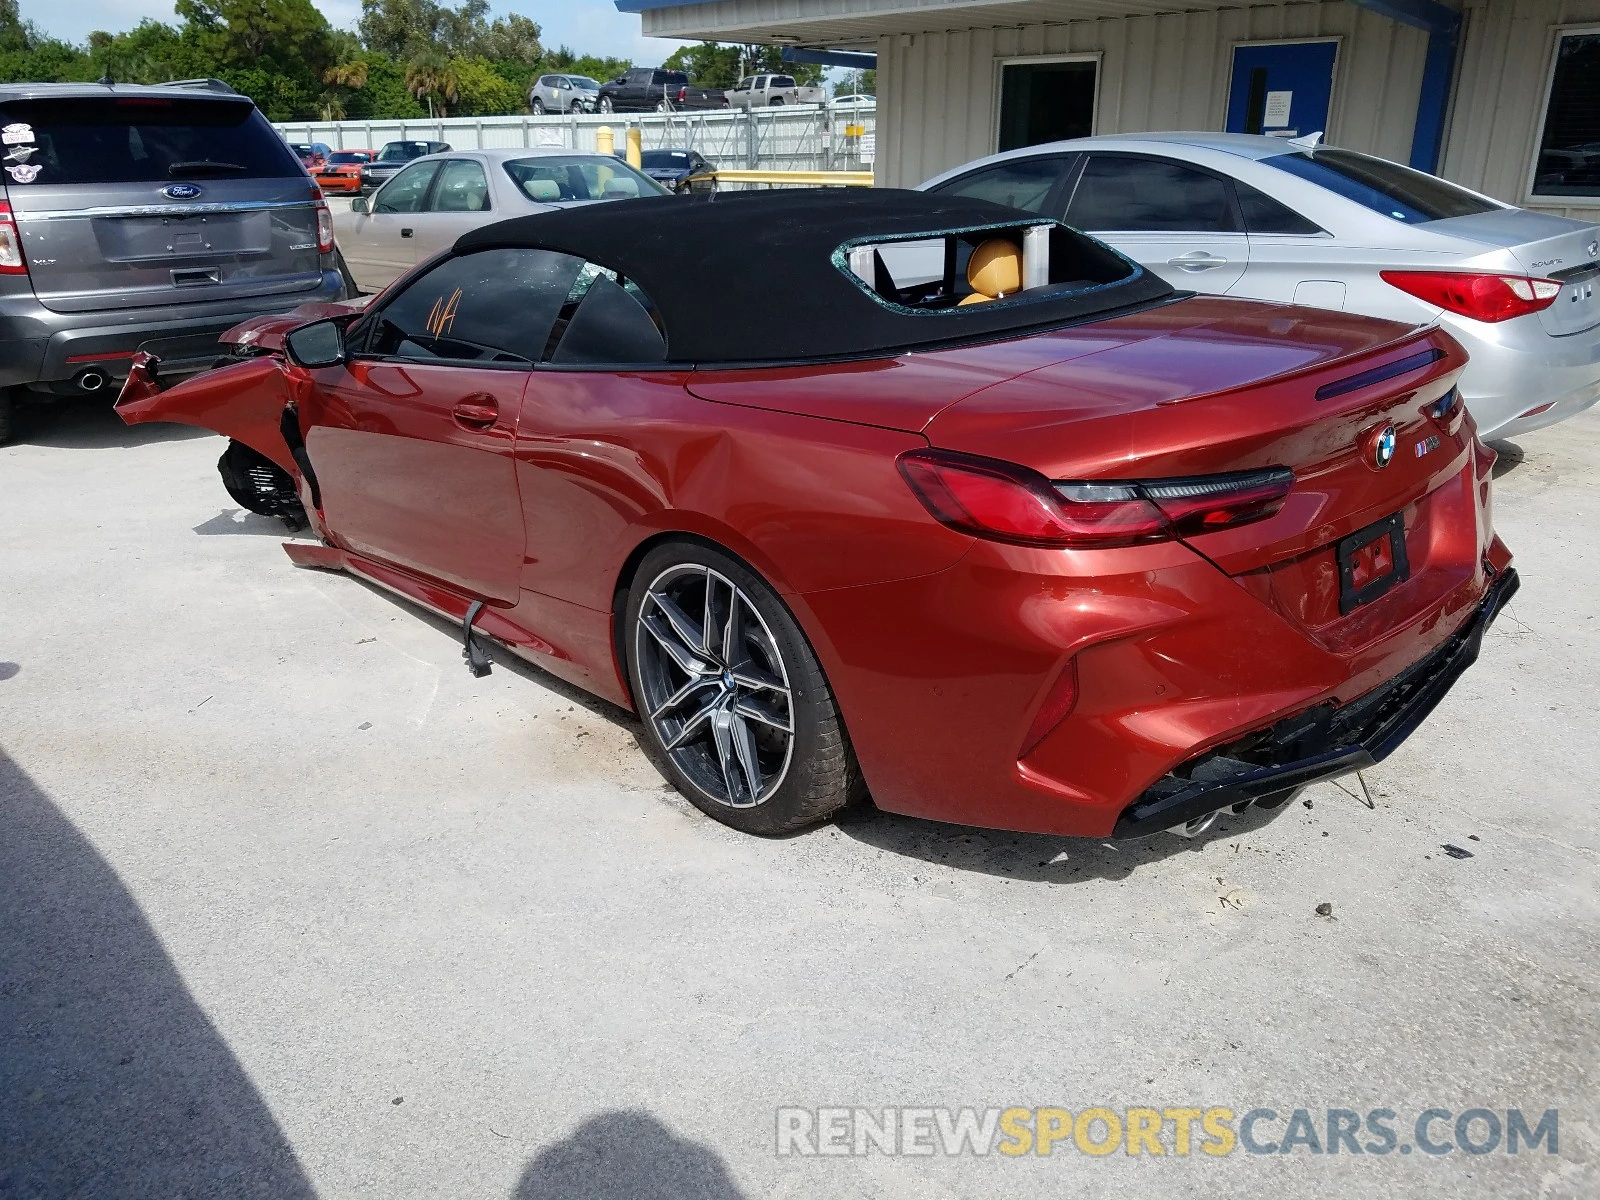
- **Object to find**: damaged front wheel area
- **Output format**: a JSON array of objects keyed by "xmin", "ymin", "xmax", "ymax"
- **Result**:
[{"xmin": 217, "ymin": 439, "xmax": 305, "ymax": 528}]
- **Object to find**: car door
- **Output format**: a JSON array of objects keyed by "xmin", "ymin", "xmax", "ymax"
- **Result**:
[
  {"xmin": 299, "ymin": 247, "xmax": 586, "ymax": 604},
  {"xmin": 341, "ymin": 158, "xmax": 440, "ymax": 292},
  {"xmin": 406, "ymin": 157, "xmax": 494, "ymax": 261},
  {"xmin": 1064, "ymin": 153, "xmax": 1250, "ymax": 293}
]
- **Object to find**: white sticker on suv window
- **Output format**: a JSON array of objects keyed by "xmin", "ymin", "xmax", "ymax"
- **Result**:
[
  {"xmin": 7, "ymin": 163, "xmax": 41, "ymax": 182},
  {"xmin": 2, "ymin": 122, "xmax": 35, "ymax": 145},
  {"xmin": 6, "ymin": 145, "xmax": 35, "ymax": 163}
]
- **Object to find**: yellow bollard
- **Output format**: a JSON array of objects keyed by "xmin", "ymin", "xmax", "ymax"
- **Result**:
[
  {"xmin": 596, "ymin": 126, "xmax": 614, "ymax": 156},
  {"xmin": 625, "ymin": 126, "xmax": 642, "ymax": 169}
]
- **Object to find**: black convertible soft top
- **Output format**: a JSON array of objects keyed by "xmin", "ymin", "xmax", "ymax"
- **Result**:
[{"xmin": 454, "ymin": 188, "xmax": 1174, "ymax": 364}]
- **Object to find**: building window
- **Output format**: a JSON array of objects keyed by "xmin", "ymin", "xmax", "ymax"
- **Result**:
[
  {"xmin": 997, "ymin": 57, "xmax": 1098, "ymax": 154},
  {"xmin": 1532, "ymin": 28, "xmax": 1600, "ymax": 199}
]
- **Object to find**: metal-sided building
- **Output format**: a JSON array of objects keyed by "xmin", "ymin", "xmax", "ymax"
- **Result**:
[{"xmin": 614, "ymin": 0, "xmax": 1600, "ymax": 220}]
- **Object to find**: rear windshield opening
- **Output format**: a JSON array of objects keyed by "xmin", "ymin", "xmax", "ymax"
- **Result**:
[
  {"xmin": 1263, "ymin": 147, "xmax": 1499, "ymax": 223},
  {"xmin": 0, "ymin": 97, "xmax": 302, "ymax": 184},
  {"xmin": 848, "ymin": 223, "xmax": 1137, "ymax": 314}
]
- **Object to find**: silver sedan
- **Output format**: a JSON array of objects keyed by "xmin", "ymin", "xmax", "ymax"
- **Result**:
[
  {"xmin": 333, "ymin": 147, "xmax": 671, "ymax": 294},
  {"xmin": 921, "ymin": 133, "xmax": 1600, "ymax": 440}
]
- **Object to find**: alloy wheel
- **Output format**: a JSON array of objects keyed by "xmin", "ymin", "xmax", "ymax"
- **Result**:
[{"xmin": 634, "ymin": 564, "xmax": 794, "ymax": 808}]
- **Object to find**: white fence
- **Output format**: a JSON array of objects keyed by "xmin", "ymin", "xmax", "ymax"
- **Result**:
[{"xmin": 276, "ymin": 106, "xmax": 877, "ymax": 174}]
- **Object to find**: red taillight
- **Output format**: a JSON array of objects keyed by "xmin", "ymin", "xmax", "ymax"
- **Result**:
[
  {"xmin": 896, "ymin": 450, "xmax": 1293, "ymax": 548},
  {"xmin": 0, "ymin": 200, "xmax": 28, "ymax": 276},
  {"xmin": 315, "ymin": 200, "xmax": 334, "ymax": 253},
  {"xmin": 1136, "ymin": 471, "xmax": 1295, "ymax": 534},
  {"xmin": 678, "ymin": 86, "xmax": 688, "ymax": 101},
  {"xmin": 1381, "ymin": 270, "xmax": 1561, "ymax": 323}
]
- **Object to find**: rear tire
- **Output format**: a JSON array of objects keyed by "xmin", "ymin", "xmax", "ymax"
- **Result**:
[
  {"xmin": 530, "ymin": 97, "xmax": 545, "ymax": 114},
  {"xmin": 626, "ymin": 541, "xmax": 859, "ymax": 835},
  {"xmin": 769, "ymin": 97, "xmax": 785, "ymax": 106},
  {"xmin": 598, "ymin": 97, "xmax": 614, "ymax": 114}
]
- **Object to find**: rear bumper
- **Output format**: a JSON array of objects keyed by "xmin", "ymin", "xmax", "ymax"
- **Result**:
[
  {"xmin": 0, "ymin": 275, "xmax": 344, "ymax": 389},
  {"xmin": 1111, "ymin": 567, "xmax": 1519, "ymax": 838},
  {"xmin": 1449, "ymin": 312, "xmax": 1600, "ymax": 439}
]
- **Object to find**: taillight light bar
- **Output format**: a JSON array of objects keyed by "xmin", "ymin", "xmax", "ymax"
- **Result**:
[
  {"xmin": 0, "ymin": 200, "xmax": 29, "ymax": 275},
  {"xmin": 897, "ymin": 449, "xmax": 1294, "ymax": 549},
  {"xmin": 315, "ymin": 199, "xmax": 335, "ymax": 254},
  {"xmin": 1380, "ymin": 270, "xmax": 1561, "ymax": 323}
]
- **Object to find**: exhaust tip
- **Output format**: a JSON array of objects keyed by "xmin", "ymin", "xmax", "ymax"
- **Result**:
[
  {"xmin": 77, "ymin": 369, "xmax": 108, "ymax": 392},
  {"xmin": 1168, "ymin": 810, "xmax": 1221, "ymax": 839}
]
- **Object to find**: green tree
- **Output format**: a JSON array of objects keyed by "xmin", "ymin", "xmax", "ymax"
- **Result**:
[
  {"xmin": 541, "ymin": 45, "xmax": 630, "ymax": 84},
  {"xmin": 663, "ymin": 42, "xmax": 822, "ymax": 89},
  {"xmin": 174, "ymin": 0, "xmax": 334, "ymax": 79},
  {"xmin": 404, "ymin": 48, "xmax": 461, "ymax": 117},
  {"xmin": 834, "ymin": 68, "xmax": 875, "ymax": 97},
  {"xmin": 450, "ymin": 56, "xmax": 523, "ymax": 116}
]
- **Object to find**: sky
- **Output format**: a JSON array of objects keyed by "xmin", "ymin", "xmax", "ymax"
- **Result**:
[{"xmin": 25, "ymin": 0, "xmax": 692, "ymax": 65}]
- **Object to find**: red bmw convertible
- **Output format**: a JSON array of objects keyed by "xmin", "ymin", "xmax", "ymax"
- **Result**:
[{"xmin": 117, "ymin": 189, "xmax": 1515, "ymax": 840}]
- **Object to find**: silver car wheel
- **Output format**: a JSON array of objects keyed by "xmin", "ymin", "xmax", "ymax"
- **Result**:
[{"xmin": 634, "ymin": 564, "xmax": 794, "ymax": 808}]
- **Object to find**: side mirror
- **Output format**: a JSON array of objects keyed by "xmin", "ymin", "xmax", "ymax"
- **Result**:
[
  {"xmin": 284, "ymin": 319, "xmax": 346, "ymax": 369},
  {"xmin": 350, "ymin": 195, "xmax": 369, "ymax": 214}
]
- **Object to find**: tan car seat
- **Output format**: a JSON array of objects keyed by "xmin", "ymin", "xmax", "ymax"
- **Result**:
[{"xmin": 958, "ymin": 238, "xmax": 1023, "ymax": 306}]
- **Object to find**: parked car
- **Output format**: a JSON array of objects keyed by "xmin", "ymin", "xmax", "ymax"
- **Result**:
[
  {"xmin": 0, "ymin": 81, "xmax": 343, "ymax": 443},
  {"xmin": 288, "ymin": 141, "xmax": 333, "ymax": 171},
  {"xmin": 921, "ymin": 133, "xmax": 1600, "ymax": 440},
  {"xmin": 359, "ymin": 140, "xmax": 451, "ymax": 193},
  {"xmin": 727, "ymin": 75, "xmax": 827, "ymax": 109},
  {"xmin": 117, "ymin": 189, "xmax": 1515, "ymax": 842},
  {"xmin": 529, "ymin": 74, "xmax": 601, "ymax": 115},
  {"xmin": 597, "ymin": 69, "xmax": 727, "ymax": 114},
  {"xmin": 830, "ymin": 93, "xmax": 877, "ymax": 112},
  {"xmin": 312, "ymin": 148, "xmax": 373, "ymax": 194},
  {"xmin": 334, "ymin": 148, "xmax": 670, "ymax": 292},
  {"xmin": 636, "ymin": 148, "xmax": 716, "ymax": 194}
]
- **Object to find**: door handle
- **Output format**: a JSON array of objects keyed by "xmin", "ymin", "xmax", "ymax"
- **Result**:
[
  {"xmin": 1168, "ymin": 252, "xmax": 1230, "ymax": 271},
  {"xmin": 452, "ymin": 397, "xmax": 498, "ymax": 428},
  {"xmin": 401, "ymin": 227, "xmax": 413, "ymax": 238}
]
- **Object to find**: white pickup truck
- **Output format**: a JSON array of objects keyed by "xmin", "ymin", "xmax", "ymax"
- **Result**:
[{"xmin": 727, "ymin": 74, "xmax": 827, "ymax": 108}]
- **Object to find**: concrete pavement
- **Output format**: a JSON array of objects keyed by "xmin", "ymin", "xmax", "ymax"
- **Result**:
[{"xmin": 2, "ymin": 400, "xmax": 1596, "ymax": 1198}]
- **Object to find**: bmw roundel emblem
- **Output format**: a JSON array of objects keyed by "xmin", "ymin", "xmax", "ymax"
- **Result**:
[
  {"xmin": 162, "ymin": 183, "xmax": 204, "ymax": 200},
  {"xmin": 1373, "ymin": 423, "xmax": 1397, "ymax": 469}
]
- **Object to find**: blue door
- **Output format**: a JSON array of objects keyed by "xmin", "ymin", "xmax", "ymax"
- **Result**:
[{"xmin": 1226, "ymin": 41, "xmax": 1338, "ymax": 139}]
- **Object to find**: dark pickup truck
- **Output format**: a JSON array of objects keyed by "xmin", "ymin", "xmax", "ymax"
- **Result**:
[{"xmin": 597, "ymin": 69, "xmax": 728, "ymax": 113}]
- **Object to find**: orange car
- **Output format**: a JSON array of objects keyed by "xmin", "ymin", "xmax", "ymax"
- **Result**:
[{"xmin": 313, "ymin": 149, "xmax": 374, "ymax": 194}]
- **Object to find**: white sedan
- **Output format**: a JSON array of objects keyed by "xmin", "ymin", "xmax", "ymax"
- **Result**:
[
  {"xmin": 921, "ymin": 133, "xmax": 1600, "ymax": 440},
  {"xmin": 334, "ymin": 147, "xmax": 671, "ymax": 294}
]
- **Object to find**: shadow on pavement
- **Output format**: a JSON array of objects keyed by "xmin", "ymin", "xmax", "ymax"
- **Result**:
[
  {"xmin": 0, "ymin": 747, "xmax": 317, "ymax": 1199},
  {"xmin": 11, "ymin": 397, "xmax": 211, "ymax": 449},
  {"xmin": 192, "ymin": 509, "xmax": 316, "ymax": 539},
  {"xmin": 512, "ymin": 1110, "xmax": 747, "ymax": 1199},
  {"xmin": 1487, "ymin": 438, "xmax": 1524, "ymax": 480},
  {"xmin": 835, "ymin": 792, "xmax": 1294, "ymax": 883}
]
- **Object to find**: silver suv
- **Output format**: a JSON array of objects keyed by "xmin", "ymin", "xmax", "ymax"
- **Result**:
[
  {"xmin": 528, "ymin": 75, "xmax": 601, "ymax": 115},
  {"xmin": 0, "ymin": 81, "xmax": 344, "ymax": 442}
]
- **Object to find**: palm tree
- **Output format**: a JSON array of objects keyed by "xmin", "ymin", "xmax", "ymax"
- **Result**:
[
  {"xmin": 405, "ymin": 51, "xmax": 461, "ymax": 119},
  {"xmin": 321, "ymin": 59, "xmax": 369, "ymax": 121}
]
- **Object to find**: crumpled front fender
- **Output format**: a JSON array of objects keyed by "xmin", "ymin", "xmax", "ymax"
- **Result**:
[
  {"xmin": 115, "ymin": 352, "xmax": 302, "ymax": 479},
  {"xmin": 223, "ymin": 299, "xmax": 363, "ymax": 355}
]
